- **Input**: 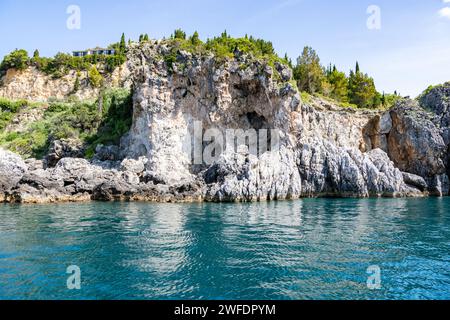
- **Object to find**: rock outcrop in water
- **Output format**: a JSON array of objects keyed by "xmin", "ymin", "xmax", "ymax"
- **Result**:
[{"xmin": 0, "ymin": 42, "xmax": 449, "ymax": 203}]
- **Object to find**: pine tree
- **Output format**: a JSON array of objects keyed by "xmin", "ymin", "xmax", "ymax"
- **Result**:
[
  {"xmin": 88, "ymin": 65, "xmax": 103, "ymax": 88},
  {"xmin": 283, "ymin": 53, "xmax": 293, "ymax": 68},
  {"xmin": 174, "ymin": 29, "xmax": 186, "ymax": 40},
  {"xmin": 31, "ymin": 49, "xmax": 40, "ymax": 67},
  {"xmin": 327, "ymin": 67, "xmax": 349, "ymax": 102},
  {"xmin": 190, "ymin": 31, "xmax": 201, "ymax": 45},
  {"xmin": 143, "ymin": 34, "xmax": 149, "ymax": 41},
  {"xmin": 293, "ymin": 46, "xmax": 325, "ymax": 94},
  {"xmin": 348, "ymin": 63, "xmax": 378, "ymax": 108}
]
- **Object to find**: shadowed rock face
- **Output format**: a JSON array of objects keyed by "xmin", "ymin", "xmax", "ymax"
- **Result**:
[
  {"xmin": 363, "ymin": 90, "xmax": 450, "ymax": 196},
  {"xmin": 0, "ymin": 42, "xmax": 449, "ymax": 203},
  {"xmin": 387, "ymin": 103, "xmax": 449, "ymax": 195},
  {"xmin": 388, "ymin": 102, "xmax": 447, "ymax": 177},
  {"xmin": 419, "ymin": 83, "xmax": 450, "ymax": 181}
]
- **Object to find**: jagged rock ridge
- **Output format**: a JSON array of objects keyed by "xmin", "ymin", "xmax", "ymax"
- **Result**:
[{"xmin": 0, "ymin": 42, "xmax": 449, "ymax": 203}]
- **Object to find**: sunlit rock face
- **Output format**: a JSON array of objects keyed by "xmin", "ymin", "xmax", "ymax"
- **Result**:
[
  {"xmin": 1, "ymin": 42, "xmax": 449, "ymax": 203},
  {"xmin": 121, "ymin": 42, "xmax": 427, "ymax": 201},
  {"xmin": 121, "ymin": 43, "xmax": 300, "ymax": 188},
  {"xmin": 0, "ymin": 66, "xmax": 131, "ymax": 102},
  {"xmin": 0, "ymin": 148, "xmax": 27, "ymax": 194}
]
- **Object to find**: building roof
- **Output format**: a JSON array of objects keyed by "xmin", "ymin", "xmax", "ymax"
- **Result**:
[
  {"xmin": 73, "ymin": 47, "xmax": 115, "ymax": 53},
  {"xmin": 90, "ymin": 47, "xmax": 108, "ymax": 51}
]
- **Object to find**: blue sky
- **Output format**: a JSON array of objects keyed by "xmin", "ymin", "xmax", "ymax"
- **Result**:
[{"xmin": 1, "ymin": 0, "xmax": 450, "ymax": 96}]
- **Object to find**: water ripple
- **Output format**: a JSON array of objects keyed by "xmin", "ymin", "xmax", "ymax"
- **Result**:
[{"xmin": 0, "ymin": 198, "xmax": 449, "ymax": 300}]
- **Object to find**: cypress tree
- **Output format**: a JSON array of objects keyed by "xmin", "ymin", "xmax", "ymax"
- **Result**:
[
  {"xmin": 120, "ymin": 33, "xmax": 126, "ymax": 52},
  {"xmin": 74, "ymin": 74, "xmax": 80, "ymax": 92}
]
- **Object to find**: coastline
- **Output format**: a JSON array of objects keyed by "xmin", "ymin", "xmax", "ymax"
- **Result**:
[{"xmin": 1, "ymin": 42, "xmax": 449, "ymax": 204}]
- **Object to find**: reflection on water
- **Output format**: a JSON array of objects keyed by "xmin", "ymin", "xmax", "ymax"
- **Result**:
[{"xmin": 0, "ymin": 198, "xmax": 449, "ymax": 300}]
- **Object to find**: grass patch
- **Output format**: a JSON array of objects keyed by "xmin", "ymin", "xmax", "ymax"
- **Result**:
[{"xmin": 300, "ymin": 91, "xmax": 313, "ymax": 105}]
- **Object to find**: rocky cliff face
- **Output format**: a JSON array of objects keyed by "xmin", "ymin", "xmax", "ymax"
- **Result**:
[
  {"xmin": 420, "ymin": 83, "xmax": 450, "ymax": 181},
  {"xmin": 0, "ymin": 65, "xmax": 131, "ymax": 101},
  {"xmin": 0, "ymin": 42, "xmax": 449, "ymax": 203},
  {"xmin": 364, "ymin": 87, "xmax": 450, "ymax": 196}
]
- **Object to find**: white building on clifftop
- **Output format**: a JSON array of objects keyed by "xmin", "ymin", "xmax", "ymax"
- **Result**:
[{"xmin": 73, "ymin": 47, "xmax": 116, "ymax": 57}]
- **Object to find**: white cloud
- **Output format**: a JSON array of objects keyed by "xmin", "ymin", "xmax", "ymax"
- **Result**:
[
  {"xmin": 444, "ymin": 0, "xmax": 450, "ymax": 3},
  {"xmin": 439, "ymin": 7, "xmax": 450, "ymax": 19}
]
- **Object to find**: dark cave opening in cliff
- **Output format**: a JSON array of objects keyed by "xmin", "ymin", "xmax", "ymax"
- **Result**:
[
  {"xmin": 246, "ymin": 112, "xmax": 268, "ymax": 131},
  {"xmin": 243, "ymin": 112, "xmax": 276, "ymax": 154}
]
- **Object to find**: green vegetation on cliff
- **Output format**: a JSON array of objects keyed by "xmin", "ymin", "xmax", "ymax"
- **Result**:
[
  {"xmin": 0, "ymin": 35, "xmax": 127, "ymax": 79},
  {"xmin": 160, "ymin": 29, "xmax": 287, "ymax": 75},
  {"xmin": 0, "ymin": 98, "xmax": 29, "ymax": 130},
  {"xmin": 0, "ymin": 89, "xmax": 133, "ymax": 159},
  {"xmin": 0, "ymin": 31, "xmax": 396, "ymax": 110},
  {"xmin": 0, "ymin": 49, "xmax": 29, "ymax": 72},
  {"xmin": 292, "ymin": 47, "xmax": 382, "ymax": 109}
]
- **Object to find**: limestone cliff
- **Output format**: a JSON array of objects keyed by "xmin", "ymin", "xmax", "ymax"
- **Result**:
[
  {"xmin": 0, "ymin": 64, "xmax": 131, "ymax": 101},
  {"xmin": 0, "ymin": 42, "xmax": 449, "ymax": 203}
]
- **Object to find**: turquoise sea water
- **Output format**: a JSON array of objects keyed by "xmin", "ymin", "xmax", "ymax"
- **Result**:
[{"xmin": 0, "ymin": 198, "xmax": 449, "ymax": 300}]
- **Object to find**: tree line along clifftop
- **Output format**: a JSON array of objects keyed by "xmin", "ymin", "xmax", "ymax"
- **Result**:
[{"xmin": 0, "ymin": 30, "xmax": 402, "ymax": 110}]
